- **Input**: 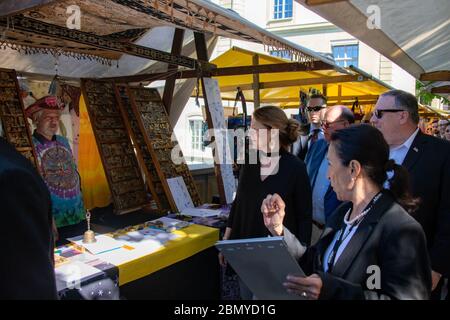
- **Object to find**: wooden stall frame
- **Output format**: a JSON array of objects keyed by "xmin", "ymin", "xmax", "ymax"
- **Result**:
[
  {"xmin": 114, "ymin": 84, "xmax": 168, "ymax": 214},
  {"xmin": 126, "ymin": 85, "xmax": 202, "ymax": 211},
  {"xmin": 0, "ymin": 68, "xmax": 38, "ymax": 168},
  {"xmin": 80, "ymin": 79, "xmax": 149, "ymax": 214}
]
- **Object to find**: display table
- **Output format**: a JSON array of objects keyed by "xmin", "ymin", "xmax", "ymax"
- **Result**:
[{"xmin": 55, "ymin": 220, "xmax": 220, "ymax": 299}]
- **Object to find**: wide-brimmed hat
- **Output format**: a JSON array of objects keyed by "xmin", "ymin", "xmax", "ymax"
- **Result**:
[{"xmin": 25, "ymin": 95, "xmax": 64, "ymax": 119}]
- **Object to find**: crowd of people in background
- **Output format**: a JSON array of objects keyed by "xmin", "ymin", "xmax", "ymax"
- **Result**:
[
  {"xmin": 423, "ymin": 118, "xmax": 450, "ymax": 141},
  {"xmin": 222, "ymin": 89, "xmax": 449, "ymax": 300},
  {"xmin": 1, "ymin": 83, "xmax": 449, "ymax": 300}
]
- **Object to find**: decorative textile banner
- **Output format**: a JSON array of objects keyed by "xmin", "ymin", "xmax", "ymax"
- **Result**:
[{"xmin": 78, "ymin": 94, "xmax": 112, "ymax": 210}]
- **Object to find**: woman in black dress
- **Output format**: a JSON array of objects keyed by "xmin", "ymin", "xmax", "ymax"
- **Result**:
[{"xmin": 219, "ymin": 105, "xmax": 312, "ymax": 299}]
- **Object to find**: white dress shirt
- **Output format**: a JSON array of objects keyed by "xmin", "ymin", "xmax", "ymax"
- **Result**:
[
  {"xmin": 385, "ymin": 128, "xmax": 419, "ymax": 186},
  {"xmin": 389, "ymin": 128, "xmax": 420, "ymax": 165},
  {"xmin": 323, "ymin": 223, "xmax": 360, "ymax": 273}
]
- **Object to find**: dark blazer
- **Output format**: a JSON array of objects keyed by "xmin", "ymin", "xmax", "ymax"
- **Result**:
[
  {"xmin": 0, "ymin": 138, "xmax": 57, "ymax": 299},
  {"xmin": 402, "ymin": 131, "xmax": 450, "ymax": 276},
  {"xmin": 284, "ymin": 191, "xmax": 431, "ymax": 299},
  {"xmin": 304, "ymin": 139, "xmax": 342, "ymax": 222}
]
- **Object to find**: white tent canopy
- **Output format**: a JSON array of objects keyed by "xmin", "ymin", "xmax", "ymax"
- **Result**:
[{"xmin": 296, "ymin": 0, "xmax": 450, "ymax": 79}]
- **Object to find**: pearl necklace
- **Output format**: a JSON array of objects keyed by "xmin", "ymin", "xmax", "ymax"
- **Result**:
[
  {"xmin": 343, "ymin": 207, "xmax": 370, "ymax": 226},
  {"xmin": 344, "ymin": 192, "xmax": 383, "ymax": 226}
]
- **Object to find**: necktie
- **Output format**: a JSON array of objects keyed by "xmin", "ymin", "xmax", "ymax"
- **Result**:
[{"xmin": 310, "ymin": 129, "xmax": 320, "ymax": 145}]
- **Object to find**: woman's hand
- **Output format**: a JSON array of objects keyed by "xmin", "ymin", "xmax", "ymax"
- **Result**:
[
  {"xmin": 261, "ymin": 193, "xmax": 286, "ymax": 236},
  {"xmin": 283, "ymin": 273, "xmax": 323, "ymax": 300}
]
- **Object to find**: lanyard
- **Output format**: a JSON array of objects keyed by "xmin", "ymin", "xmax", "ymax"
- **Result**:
[{"xmin": 326, "ymin": 192, "xmax": 382, "ymax": 273}]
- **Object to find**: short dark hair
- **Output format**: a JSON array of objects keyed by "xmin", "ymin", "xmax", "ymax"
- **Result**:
[
  {"xmin": 310, "ymin": 93, "xmax": 327, "ymax": 103},
  {"xmin": 381, "ymin": 90, "xmax": 419, "ymax": 124}
]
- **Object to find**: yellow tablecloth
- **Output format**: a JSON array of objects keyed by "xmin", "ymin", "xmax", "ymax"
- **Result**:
[{"xmin": 115, "ymin": 224, "xmax": 219, "ymax": 286}]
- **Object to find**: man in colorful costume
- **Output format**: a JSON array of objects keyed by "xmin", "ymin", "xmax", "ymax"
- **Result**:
[{"xmin": 26, "ymin": 96, "xmax": 85, "ymax": 234}]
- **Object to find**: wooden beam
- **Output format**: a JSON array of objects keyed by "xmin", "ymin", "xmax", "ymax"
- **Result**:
[
  {"xmin": 211, "ymin": 61, "xmax": 332, "ymax": 76},
  {"xmin": 222, "ymin": 96, "xmax": 378, "ymax": 104},
  {"xmin": 195, "ymin": 31, "xmax": 227, "ymax": 205},
  {"xmin": 262, "ymin": 75, "xmax": 364, "ymax": 89},
  {"xmin": 0, "ymin": 0, "xmax": 57, "ymax": 17},
  {"xmin": 213, "ymin": 95, "xmax": 378, "ymax": 106},
  {"xmin": 419, "ymin": 71, "xmax": 450, "ymax": 82},
  {"xmin": 323, "ymin": 84, "xmax": 328, "ymax": 97},
  {"xmin": 0, "ymin": 15, "xmax": 201, "ymax": 69},
  {"xmin": 431, "ymin": 85, "xmax": 450, "ymax": 94},
  {"xmin": 328, "ymin": 95, "xmax": 379, "ymax": 101},
  {"xmin": 193, "ymin": 93, "xmax": 378, "ymax": 103},
  {"xmin": 338, "ymin": 85, "xmax": 342, "ymax": 104},
  {"xmin": 163, "ymin": 28, "xmax": 185, "ymax": 115},
  {"xmin": 218, "ymin": 75, "xmax": 366, "ymax": 92},
  {"xmin": 106, "ymin": 60, "xmax": 333, "ymax": 83},
  {"xmin": 194, "ymin": 32, "xmax": 209, "ymax": 61},
  {"xmin": 220, "ymin": 84, "xmax": 253, "ymax": 92},
  {"xmin": 252, "ymin": 54, "xmax": 260, "ymax": 109}
]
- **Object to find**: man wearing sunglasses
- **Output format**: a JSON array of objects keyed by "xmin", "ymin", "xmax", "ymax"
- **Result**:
[
  {"xmin": 292, "ymin": 94, "xmax": 327, "ymax": 160},
  {"xmin": 371, "ymin": 89, "xmax": 450, "ymax": 300},
  {"xmin": 304, "ymin": 105, "xmax": 354, "ymax": 244}
]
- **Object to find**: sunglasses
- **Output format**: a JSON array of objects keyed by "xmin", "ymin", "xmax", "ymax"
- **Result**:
[
  {"xmin": 373, "ymin": 109, "xmax": 405, "ymax": 119},
  {"xmin": 307, "ymin": 106, "xmax": 325, "ymax": 112}
]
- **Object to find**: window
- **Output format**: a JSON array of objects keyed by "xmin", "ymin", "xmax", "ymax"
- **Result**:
[
  {"xmin": 332, "ymin": 44, "xmax": 359, "ymax": 67},
  {"xmin": 269, "ymin": 49, "xmax": 292, "ymax": 60},
  {"xmin": 273, "ymin": 0, "xmax": 293, "ymax": 20},
  {"xmin": 189, "ymin": 119, "xmax": 204, "ymax": 151}
]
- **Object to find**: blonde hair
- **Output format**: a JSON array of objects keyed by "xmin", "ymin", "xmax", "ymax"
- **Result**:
[{"xmin": 253, "ymin": 105, "xmax": 300, "ymax": 150}]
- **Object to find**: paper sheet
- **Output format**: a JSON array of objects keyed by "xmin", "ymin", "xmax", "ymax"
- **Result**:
[
  {"xmin": 180, "ymin": 207, "xmax": 222, "ymax": 218},
  {"xmin": 166, "ymin": 176, "xmax": 194, "ymax": 211},
  {"xmin": 68, "ymin": 234, "xmax": 123, "ymax": 255},
  {"xmin": 203, "ymin": 78, "xmax": 237, "ymax": 204}
]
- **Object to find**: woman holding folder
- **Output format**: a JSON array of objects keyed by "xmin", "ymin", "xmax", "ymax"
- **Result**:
[
  {"xmin": 220, "ymin": 106, "xmax": 312, "ymax": 300},
  {"xmin": 261, "ymin": 125, "xmax": 431, "ymax": 300}
]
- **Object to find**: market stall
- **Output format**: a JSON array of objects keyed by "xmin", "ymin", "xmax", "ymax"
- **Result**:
[{"xmin": 1, "ymin": 0, "xmax": 340, "ymax": 300}]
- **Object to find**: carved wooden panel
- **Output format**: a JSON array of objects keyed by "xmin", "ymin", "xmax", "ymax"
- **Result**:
[
  {"xmin": 114, "ymin": 85, "xmax": 172, "ymax": 214},
  {"xmin": 126, "ymin": 86, "xmax": 202, "ymax": 210},
  {"xmin": 80, "ymin": 79, "xmax": 148, "ymax": 214},
  {"xmin": 0, "ymin": 68, "xmax": 38, "ymax": 167}
]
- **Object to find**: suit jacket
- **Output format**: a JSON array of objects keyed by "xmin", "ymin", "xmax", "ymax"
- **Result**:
[
  {"xmin": 0, "ymin": 138, "xmax": 57, "ymax": 299},
  {"xmin": 304, "ymin": 139, "xmax": 342, "ymax": 222},
  {"xmin": 402, "ymin": 131, "xmax": 450, "ymax": 276},
  {"xmin": 292, "ymin": 133, "xmax": 309, "ymax": 161},
  {"xmin": 292, "ymin": 123, "xmax": 324, "ymax": 161},
  {"xmin": 284, "ymin": 191, "xmax": 431, "ymax": 300}
]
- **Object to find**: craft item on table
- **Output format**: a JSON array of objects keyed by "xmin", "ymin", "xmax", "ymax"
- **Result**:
[
  {"xmin": 83, "ymin": 210, "xmax": 96, "ymax": 243},
  {"xmin": 54, "ymin": 254, "xmax": 70, "ymax": 268},
  {"xmin": 68, "ymin": 234, "xmax": 123, "ymax": 255}
]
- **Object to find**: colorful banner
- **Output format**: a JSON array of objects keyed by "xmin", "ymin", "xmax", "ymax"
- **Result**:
[{"xmin": 78, "ymin": 94, "xmax": 112, "ymax": 209}]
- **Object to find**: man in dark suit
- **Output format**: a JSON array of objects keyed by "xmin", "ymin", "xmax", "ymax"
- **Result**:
[
  {"xmin": 0, "ymin": 137, "xmax": 57, "ymax": 299},
  {"xmin": 292, "ymin": 94, "xmax": 327, "ymax": 160},
  {"xmin": 371, "ymin": 89, "xmax": 450, "ymax": 299},
  {"xmin": 305, "ymin": 105, "xmax": 354, "ymax": 244}
]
